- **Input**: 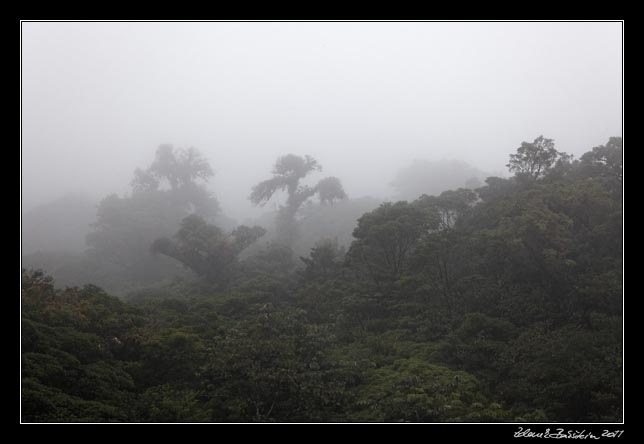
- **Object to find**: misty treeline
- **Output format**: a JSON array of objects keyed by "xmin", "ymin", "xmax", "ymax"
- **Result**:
[{"xmin": 22, "ymin": 136, "xmax": 622, "ymax": 422}]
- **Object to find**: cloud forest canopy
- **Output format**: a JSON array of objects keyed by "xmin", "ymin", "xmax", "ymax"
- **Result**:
[{"xmin": 22, "ymin": 136, "xmax": 623, "ymax": 423}]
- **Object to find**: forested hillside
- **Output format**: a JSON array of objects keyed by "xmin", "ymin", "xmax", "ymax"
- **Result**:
[{"xmin": 21, "ymin": 137, "xmax": 622, "ymax": 422}]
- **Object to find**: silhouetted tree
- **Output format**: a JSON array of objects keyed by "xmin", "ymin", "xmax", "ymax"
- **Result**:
[
  {"xmin": 250, "ymin": 154, "xmax": 347, "ymax": 246},
  {"xmin": 133, "ymin": 144, "xmax": 214, "ymax": 192},
  {"xmin": 316, "ymin": 177, "xmax": 347, "ymax": 205},
  {"xmin": 86, "ymin": 145, "xmax": 220, "ymax": 286},
  {"xmin": 507, "ymin": 136, "xmax": 572, "ymax": 180},
  {"xmin": 579, "ymin": 137, "xmax": 623, "ymax": 196},
  {"xmin": 151, "ymin": 214, "xmax": 265, "ymax": 287}
]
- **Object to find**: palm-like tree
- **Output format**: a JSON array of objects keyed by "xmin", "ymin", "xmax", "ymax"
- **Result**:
[{"xmin": 250, "ymin": 154, "xmax": 347, "ymax": 245}]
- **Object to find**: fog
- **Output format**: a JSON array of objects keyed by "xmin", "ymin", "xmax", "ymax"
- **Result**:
[
  {"xmin": 20, "ymin": 23, "xmax": 624, "ymax": 423},
  {"xmin": 21, "ymin": 22, "xmax": 622, "ymax": 221}
]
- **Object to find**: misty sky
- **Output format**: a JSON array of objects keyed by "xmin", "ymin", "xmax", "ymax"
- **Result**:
[{"xmin": 21, "ymin": 21, "xmax": 622, "ymax": 221}]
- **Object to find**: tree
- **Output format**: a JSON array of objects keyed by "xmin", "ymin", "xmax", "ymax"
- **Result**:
[
  {"xmin": 579, "ymin": 137, "xmax": 623, "ymax": 194},
  {"xmin": 151, "ymin": 214, "xmax": 266, "ymax": 287},
  {"xmin": 316, "ymin": 177, "xmax": 348, "ymax": 205},
  {"xmin": 475, "ymin": 176, "xmax": 520, "ymax": 203},
  {"xmin": 347, "ymin": 201, "xmax": 438, "ymax": 288},
  {"xmin": 416, "ymin": 188, "xmax": 478, "ymax": 230},
  {"xmin": 130, "ymin": 144, "xmax": 219, "ymax": 218},
  {"xmin": 507, "ymin": 136, "xmax": 572, "ymax": 180},
  {"xmin": 299, "ymin": 239, "xmax": 346, "ymax": 280},
  {"xmin": 131, "ymin": 168, "xmax": 159, "ymax": 194},
  {"xmin": 250, "ymin": 154, "xmax": 320, "ymax": 208},
  {"xmin": 133, "ymin": 144, "xmax": 214, "ymax": 192},
  {"xmin": 86, "ymin": 145, "xmax": 221, "ymax": 289},
  {"xmin": 250, "ymin": 154, "xmax": 347, "ymax": 246}
]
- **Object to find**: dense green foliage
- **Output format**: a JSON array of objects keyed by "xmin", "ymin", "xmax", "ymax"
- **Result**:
[{"xmin": 22, "ymin": 137, "xmax": 622, "ymax": 422}]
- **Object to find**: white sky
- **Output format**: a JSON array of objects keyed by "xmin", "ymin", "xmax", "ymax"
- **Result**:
[{"xmin": 21, "ymin": 21, "xmax": 622, "ymax": 221}]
